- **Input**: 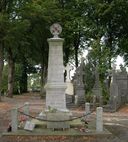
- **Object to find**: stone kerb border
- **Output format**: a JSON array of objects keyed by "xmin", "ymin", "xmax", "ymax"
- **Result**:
[{"xmin": 10, "ymin": 103, "xmax": 103, "ymax": 133}]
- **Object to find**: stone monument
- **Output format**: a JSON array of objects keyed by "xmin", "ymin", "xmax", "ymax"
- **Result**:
[
  {"xmin": 109, "ymin": 63, "xmax": 120, "ymax": 111},
  {"xmin": 92, "ymin": 65, "xmax": 102, "ymax": 107},
  {"xmin": 73, "ymin": 57, "xmax": 86, "ymax": 105},
  {"xmin": 104, "ymin": 63, "xmax": 128, "ymax": 112},
  {"xmin": 116, "ymin": 65, "xmax": 128, "ymax": 105},
  {"xmin": 45, "ymin": 23, "xmax": 67, "ymax": 111},
  {"xmin": 108, "ymin": 64, "xmax": 128, "ymax": 111}
]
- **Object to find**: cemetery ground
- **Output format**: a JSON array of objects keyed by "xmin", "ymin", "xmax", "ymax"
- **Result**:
[{"xmin": 0, "ymin": 93, "xmax": 128, "ymax": 142}]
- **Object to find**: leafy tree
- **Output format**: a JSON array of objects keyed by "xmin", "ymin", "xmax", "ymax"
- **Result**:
[
  {"xmin": 82, "ymin": 0, "xmax": 128, "ymax": 89},
  {"xmin": 0, "ymin": 0, "xmax": 11, "ymax": 99},
  {"xmin": 1, "ymin": 0, "xmax": 30, "ymax": 97},
  {"xmin": 58, "ymin": 0, "xmax": 87, "ymax": 67},
  {"xmin": 1, "ymin": 0, "xmax": 128, "ymax": 99}
]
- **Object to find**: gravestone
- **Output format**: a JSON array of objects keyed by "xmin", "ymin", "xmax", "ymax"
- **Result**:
[
  {"xmin": 85, "ymin": 102, "xmax": 90, "ymax": 120},
  {"xmin": 109, "ymin": 64, "xmax": 120, "ymax": 111},
  {"xmin": 45, "ymin": 23, "xmax": 67, "ymax": 111},
  {"xmin": 116, "ymin": 69, "xmax": 128, "ymax": 105},
  {"xmin": 24, "ymin": 121, "xmax": 35, "ymax": 131},
  {"xmin": 104, "ymin": 64, "xmax": 128, "ymax": 112},
  {"xmin": 65, "ymin": 64, "xmax": 74, "ymax": 103},
  {"xmin": 96, "ymin": 107, "xmax": 103, "ymax": 132},
  {"xmin": 92, "ymin": 65, "xmax": 102, "ymax": 107},
  {"xmin": 11, "ymin": 108, "xmax": 18, "ymax": 132},
  {"xmin": 73, "ymin": 57, "xmax": 86, "ymax": 105}
]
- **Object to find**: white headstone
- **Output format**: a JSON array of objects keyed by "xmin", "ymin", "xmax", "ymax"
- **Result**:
[
  {"xmin": 65, "ymin": 64, "xmax": 72, "ymax": 82},
  {"xmin": 96, "ymin": 107, "xmax": 103, "ymax": 132},
  {"xmin": 24, "ymin": 121, "xmax": 35, "ymax": 131},
  {"xmin": 85, "ymin": 102, "xmax": 90, "ymax": 119},
  {"xmin": 11, "ymin": 108, "xmax": 18, "ymax": 132},
  {"xmin": 85, "ymin": 102, "xmax": 90, "ymax": 114},
  {"xmin": 65, "ymin": 64, "xmax": 74, "ymax": 95}
]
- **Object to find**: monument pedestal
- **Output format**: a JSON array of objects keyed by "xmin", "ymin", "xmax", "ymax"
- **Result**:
[
  {"xmin": 45, "ymin": 83, "xmax": 67, "ymax": 111},
  {"xmin": 46, "ymin": 112, "xmax": 70, "ymax": 129}
]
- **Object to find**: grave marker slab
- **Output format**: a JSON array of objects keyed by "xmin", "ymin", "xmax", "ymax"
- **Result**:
[{"xmin": 24, "ymin": 121, "xmax": 35, "ymax": 131}]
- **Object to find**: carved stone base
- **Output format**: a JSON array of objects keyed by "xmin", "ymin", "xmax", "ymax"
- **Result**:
[{"xmin": 45, "ymin": 83, "xmax": 67, "ymax": 111}]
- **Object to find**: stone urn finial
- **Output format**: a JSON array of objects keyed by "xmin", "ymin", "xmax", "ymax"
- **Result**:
[{"xmin": 50, "ymin": 23, "xmax": 62, "ymax": 38}]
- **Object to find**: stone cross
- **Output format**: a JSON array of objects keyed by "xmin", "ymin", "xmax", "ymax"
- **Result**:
[
  {"xmin": 75, "ymin": 58, "xmax": 85, "ymax": 86},
  {"xmin": 65, "ymin": 64, "xmax": 72, "ymax": 82}
]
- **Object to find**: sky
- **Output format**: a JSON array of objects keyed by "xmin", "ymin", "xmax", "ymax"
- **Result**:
[{"xmin": 116, "ymin": 56, "xmax": 124, "ymax": 70}]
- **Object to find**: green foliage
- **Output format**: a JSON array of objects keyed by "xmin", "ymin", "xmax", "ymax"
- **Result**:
[
  {"xmin": 28, "ymin": 73, "xmax": 41, "ymax": 91},
  {"xmin": 101, "ymin": 83, "xmax": 109, "ymax": 105},
  {"xmin": 85, "ymin": 91, "xmax": 94, "ymax": 103},
  {"xmin": 13, "ymin": 64, "xmax": 22, "ymax": 94},
  {"xmin": 2, "ymin": 63, "xmax": 22, "ymax": 94},
  {"xmin": 1, "ymin": 63, "xmax": 39, "ymax": 95},
  {"xmin": 1, "ymin": 0, "xmax": 128, "ymax": 97},
  {"xmin": 84, "ymin": 61, "xmax": 95, "ymax": 93},
  {"xmin": 0, "ymin": 13, "xmax": 9, "ymax": 40}
]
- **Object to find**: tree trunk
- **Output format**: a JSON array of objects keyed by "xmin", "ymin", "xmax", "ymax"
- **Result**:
[
  {"xmin": 74, "ymin": 33, "xmax": 80, "ymax": 68},
  {"xmin": 7, "ymin": 48, "xmax": 15, "ymax": 98},
  {"xmin": 40, "ymin": 62, "xmax": 47, "ymax": 98},
  {"xmin": 108, "ymin": 57, "xmax": 112, "ymax": 88},
  {"xmin": 107, "ymin": 30, "xmax": 113, "ymax": 89},
  {"xmin": 19, "ymin": 60, "xmax": 28, "ymax": 93},
  {"xmin": 74, "ymin": 44, "xmax": 79, "ymax": 68},
  {"xmin": 0, "ymin": 41, "xmax": 4, "ymax": 101}
]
